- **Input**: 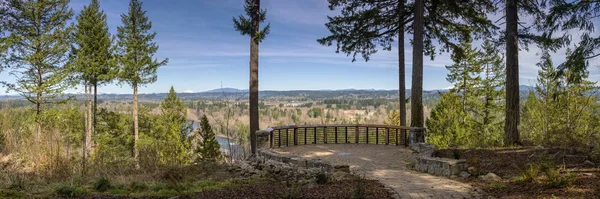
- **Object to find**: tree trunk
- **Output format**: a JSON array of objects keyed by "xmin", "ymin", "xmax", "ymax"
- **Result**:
[
  {"xmin": 85, "ymin": 83, "xmax": 92, "ymax": 155},
  {"xmin": 36, "ymin": 69, "xmax": 42, "ymax": 141},
  {"xmin": 133, "ymin": 84, "xmax": 140, "ymax": 169},
  {"xmin": 249, "ymin": 0, "xmax": 260, "ymax": 154},
  {"xmin": 398, "ymin": 0, "xmax": 406, "ymax": 126},
  {"xmin": 93, "ymin": 83, "xmax": 97, "ymax": 136},
  {"xmin": 411, "ymin": 0, "xmax": 424, "ymax": 130},
  {"xmin": 504, "ymin": 0, "xmax": 520, "ymax": 146}
]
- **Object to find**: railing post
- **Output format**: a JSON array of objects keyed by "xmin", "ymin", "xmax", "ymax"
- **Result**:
[
  {"xmin": 355, "ymin": 126, "xmax": 359, "ymax": 144},
  {"xmin": 293, "ymin": 128, "xmax": 298, "ymax": 145},
  {"xmin": 345, "ymin": 126, "xmax": 348, "ymax": 143},
  {"xmin": 375, "ymin": 127, "xmax": 379, "ymax": 144},
  {"xmin": 385, "ymin": 128, "xmax": 390, "ymax": 145},
  {"xmin": 366, "ymin": 127, "xmax": 369, "ymax": 144},
  {"xmin": 395, "ymin": 129, "xmax": 399, "ymax": 146},
  {"xmin": 334, "ymin": 127, "xmax": 338, "ymax": 144},
  {"xmin": 278, "ymin": 129, "xmax": 281, "ymax": 147},
  {"xmin": 304, "ymin": 128, "xmax": 307, "ymax": 145},
  {"xmin": 313, "ymin": 127, "xmax": 317, "ymax": 144},
  {"xmin": 286, "ymin": 129, "xmax": 289, "ymax": 146},
  {"xmin": 324, "ymin": 126, "xmax": 328, "ymax": 144}
]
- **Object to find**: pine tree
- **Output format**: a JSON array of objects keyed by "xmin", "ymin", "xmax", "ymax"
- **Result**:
[
  {"xmin": 556, "ymin": 48, "xmax": 598, "ymax": 146},
  {"xmin": 445, "ymin": 40, "xmax": 482, "ymax": 117},
  {"xmin": 1, "ymin": 0, "xmax": 74, "ymax": 139},
  {"xmin": 71, "ymin": 0, "xmax": 115, "ymax": 138},
  {"xmin": 116, "ymin": 0, "xmax": 168, "ymax": 168},
  {"xmin": 501, "ymin": 0, "xmax": 563, "ymax": 146},
  {"xmin": 195, "ymin": 115, "xmax": 221, "ymax": 163},
  {"xmin": 473, "ymin": 41, "xmax": 505, "ymax": 147},
  {"xmin": 233, "ymin": 0, "xmax": 270, "ymax": 154},
  {"xmin": 522, "ymin": 48, "xmax": 599, "ymax": 147},
  {"xmin": 426, "ymin": 92, "xmax": 470, "ymax": 149},
  {"xmin": 72, "ymin": 0, "xmax": 115, "ymax": 156},
  {"xmin": 159, "ymin": 86, "xmax": 191, "ymax": 165}
]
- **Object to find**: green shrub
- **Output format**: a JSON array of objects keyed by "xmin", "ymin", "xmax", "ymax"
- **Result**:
[
  {"xmin": 516, "ymin": 163, "xmax": 541, "ymax": 184},
  {"xmin": 514, "ymin": 162, "xmax": 576, "ymax": 188},
  {"xmin": 130, "ymin": 182, "xmax": 149, "ymax": 192},
  {"xmin": 54, "ymin": 183, "xmax": 88, "ymax": 197},
  {"xmin": 0, "ymin": 189, "xmax": 26, "ymax": 198},
  {"xmin": 540, "ymin": 164, "xmax": 576, "ymax": 188},
  {"xmin": 94, "ymin": 177, "xmax": 112, "ymax": 192}
]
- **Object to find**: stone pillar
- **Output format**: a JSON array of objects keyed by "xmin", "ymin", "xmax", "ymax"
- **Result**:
[
  {"xmin": 409, "ymin": 127, "xmax": 426, "ymax": 144},
  {"xmin": 252, "ymin": 128, "xmax": 272, "ymax": 154}
]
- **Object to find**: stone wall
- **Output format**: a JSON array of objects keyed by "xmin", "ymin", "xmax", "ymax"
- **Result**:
[
  {"xmin": 410, "ymin": 143, "xmax": 468, "ymax": 177},
  {"xmin": 257, "ymin": 149, "xmax": 349, "ymax": 174}
]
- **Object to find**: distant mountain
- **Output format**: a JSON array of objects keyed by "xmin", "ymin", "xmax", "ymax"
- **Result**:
[
  {"xmin": 519, "ymin": 85, "xmax": 535, "ymax": 91},
  {"xmin": 202, "ymin": 88, "xmax": 247, "ymax": 93}
]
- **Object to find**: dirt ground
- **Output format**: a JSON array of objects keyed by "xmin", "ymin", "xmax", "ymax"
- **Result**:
[{"xmin": 436, "ymin": 147, "xmax": 600, "ymax": 198}]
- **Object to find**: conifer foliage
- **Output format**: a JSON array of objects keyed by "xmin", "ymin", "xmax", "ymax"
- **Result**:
[
  {"xmin": 426, "ymin": 40, "xmax": 505, "ymax": 148},
  {"xmin": 195, "ymin": 115, "xmax": 221, "ymax": 163},
  {"xmin": 158, "ymin": 86, "xmax": 191, "ymax": 165},
  {"xmin": 72, "ymin": 0, "xmax": 115, "ymax": 156},
  {"xmin": 1, "ymin": 0, "xmax": 74, "ymax": 139},
  {"xmin": 522, "ymin": 48, "xmax": 599, "ymax": 147},
  {"xmin": 116, "ymin": 0, "xmax": 168, "ymax": 168}
]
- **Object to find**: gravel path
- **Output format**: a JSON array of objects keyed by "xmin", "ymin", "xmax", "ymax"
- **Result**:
[{"xmin": 275, "ymin": 144, "xmax": 485, "ymax": 199}]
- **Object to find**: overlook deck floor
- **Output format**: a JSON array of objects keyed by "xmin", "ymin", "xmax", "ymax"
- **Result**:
[{"xmin": 275, "ymin": 144, "xmax": 485, "ymax": 199}]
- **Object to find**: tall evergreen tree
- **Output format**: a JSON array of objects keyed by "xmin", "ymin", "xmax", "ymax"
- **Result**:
[
  {"xmin": 1, "ymin": 0, "xmax": 74, "ymax": 139},
  {"xmin": 504, "ymin": 0, "xmax": 520, "ymax": 146},
  {"xmin": 233, "ymin": 0, "xmax": 270, "ymax": 154},
  {"xmin": 72, "ymin": 0, "xmax": 115, "ymax": 155},
  {"xmin": 427, "ymin": 40, "xmax": 506, "ymax": 148},
  {"xmin": 426, "ymin": 92, "xmax": 469, "ymax": 148},
  {"xmin": 159, "ymin": 86, "xmax": 191, "ymax": 165},
  {"xmin": 474, "ymin": 41, "xmax": 505, "ymax": 147},
  {"xmin": 195, "ymin": 115, "xmax": 221, "ymax": 163},
  {"xmin": 445, "ymin": 40, "xmax": 482, "ymax": 119},
  {"xmin": 411, "ymin": 0, "xmax": 425, "ymax": 129},
  {"xmin": 318, "ymin": 0, "xmax": 496, "ymax": 128},
  {"xmin": 522, "ymin": 49, "xmax": 561, "ymax": 145},
  {"xmin": 501, "ymin": 0, "xmax": 563, "ymax": 146},
  {"xmin": 522, "ymin": 48, "xmax": 599, "ymax": 147},
  {"xmin": 116, "ymin": 0, "xmax": 168, "ymax": 168}
]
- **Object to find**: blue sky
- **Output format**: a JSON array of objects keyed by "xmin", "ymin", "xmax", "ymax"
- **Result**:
[{"xmin": 1, "ymin": 0, "xmax": 599, "ymax": 94}]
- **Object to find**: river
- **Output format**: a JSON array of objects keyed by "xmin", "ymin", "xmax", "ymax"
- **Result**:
[{"xmin": 188, "ymin": 121, "xmax": 241, "ymax": 158}]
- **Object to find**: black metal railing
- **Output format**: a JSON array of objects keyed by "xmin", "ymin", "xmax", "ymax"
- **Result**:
[{"xmin": 257, "ymin": 124, "xmax": 410, "ymax": 148}]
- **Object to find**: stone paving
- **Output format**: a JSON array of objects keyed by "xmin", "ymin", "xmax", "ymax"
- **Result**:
[{"xmin": 275, "ymin": 144, "xmax": 485, "ymax": 199}]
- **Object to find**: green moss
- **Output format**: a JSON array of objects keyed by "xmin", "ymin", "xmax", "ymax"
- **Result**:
[
  {"xmin": 0, "ymin": 189, "xmax": 27, "ymax": 198},
  {"xmin": 54, "ymin": 183, "xmax": 89, "ymax": 197},
  {"xmin": 107, "ymin": 188, "xmax": 129, "ymax": 195},
  {"xmin": 130, "ymin": 182, "xmax": 149, "ymax": 192}
]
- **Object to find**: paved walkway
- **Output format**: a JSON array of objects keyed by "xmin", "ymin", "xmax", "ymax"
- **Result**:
[{"xmin": 274, "ymin": 144, "xmax": 485, "ymax": 199}]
